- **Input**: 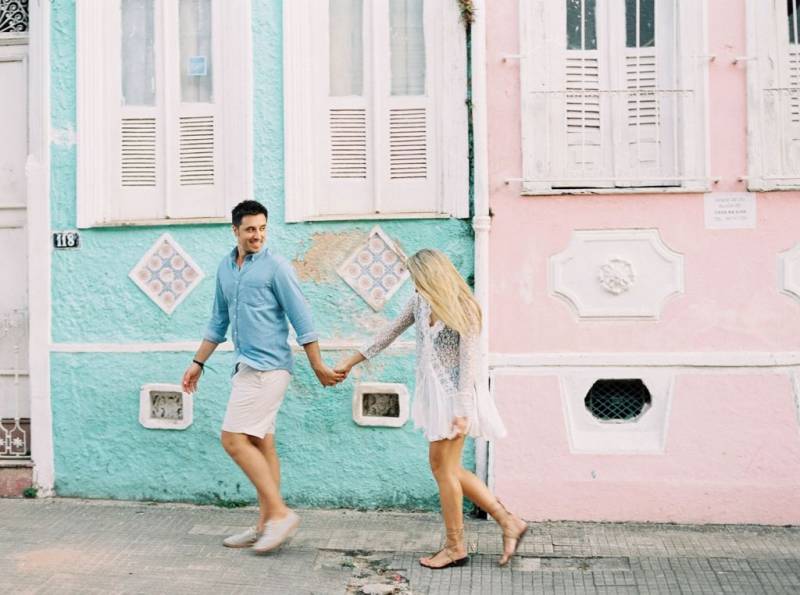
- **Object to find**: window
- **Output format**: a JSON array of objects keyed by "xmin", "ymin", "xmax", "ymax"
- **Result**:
[
  {"xmin": 284, "ymin": 0, "xmax": 468, "ymax": 221},
  {"xmin": 77, "ymin": 0, "xmax": 252, "ymax": 227},
  {"xmin": 520, "ymin": 0, "xmax": 707, "ymax": 194},
  {"xmin": 746, "ymin": 0, "xmax": 800, "ymax": 189}
]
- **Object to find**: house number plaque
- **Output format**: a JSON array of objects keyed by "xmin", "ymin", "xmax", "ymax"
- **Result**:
[{"xmin": 53, "ymin": 231, "xmax": 80, "ymax": 249}]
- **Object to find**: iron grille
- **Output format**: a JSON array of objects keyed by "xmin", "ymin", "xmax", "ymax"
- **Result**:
[
  {"xmin": 0, "ymin": 0, "xmax": 28, "ymax": 33},
  {"xmin": 1, "ymin": 417, "xmax": 30, "ymax": 458},
  {"xmin": 584, "ymin": 379, "xmax": 651, "ymax": 422}
]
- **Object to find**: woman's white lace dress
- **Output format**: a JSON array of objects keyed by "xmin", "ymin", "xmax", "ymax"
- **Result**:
[{"xmin": 360, "ymin": 293, "xmax": 507, "ymax": 442}]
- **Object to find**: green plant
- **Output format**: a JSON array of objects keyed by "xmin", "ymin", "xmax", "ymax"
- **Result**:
[
  {"xmin": 458, "ymin": 0, "xmax": 475, "ymax": 24},
  {"xmin": 22, "ymin": 486, "xmax": 38, "ymax": 499},
  {"xmin": 196, "ymin": 491, "xmax": 250, "ymax": 509}
]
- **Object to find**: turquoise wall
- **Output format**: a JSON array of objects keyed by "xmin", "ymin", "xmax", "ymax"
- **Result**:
[{"xmin": 49, "ymin": 0, "xmax": 475, "ymax": 508}]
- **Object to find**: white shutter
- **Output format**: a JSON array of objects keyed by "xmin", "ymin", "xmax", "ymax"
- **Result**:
[
  {"xmin": 747, "ymin": 0, "xmax": 785, "ymax": 188},
  {"xmin": 78, "ymin": 0, "xmax": 250, "ymax": 226},
  {"xmin": 520, "ymin": 0, "xmax": 556, "ymax": 193},
  {"xmin": 319, "ymin": 95, "xmax": 373, "ymax": 215},
  {"xmin": 329, "ymin": 108, "xmax": 368, "ymax": 180},
  {"xmin": 612, "ymin": 0, "xmax": 677, "ymax": 187},
  {"xmin": 521, "ymin": 0, "xmax": 706, "ymax": 194},
  {"xmin": 109, "ymin": 0, "xmax": 165, "ymax": 222},
  {"xmin": 562, "ymin": 51, "xmax": 612, "ymax": 186},
  {"xmin": 166, "ymin": 0, "xmax": 224, "ymax": 219},
  {"xmin": 521, "ymin": 0, "xmax": 612, "ymax": 193},
  {"xmin": 377, "ymin": 99, "xmax": 436, "ymax": 213},
  {"xmin": 285, "ymin": 0, "xmax": 465, "ymax": 219},
  {"xmin": 674, "ymin": 0, "xmax": 707, "ymax": 191},
  {"xmin": 316, "ymin": 1, "xmax": 373, "ymax": 216},
  {"xmin": 374, "ymin": 0, "xmax": 437, "ymax": 214},
  {"xmin": 778, "ymin": 2, "xmax": 800, "ymax": 182},
  {"xmin": 120, "ymin": 117, "xmax": 158, "ymax": 188}
]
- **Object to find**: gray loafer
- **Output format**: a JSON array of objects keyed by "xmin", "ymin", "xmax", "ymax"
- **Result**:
[
  {"xmin": 223, "ymin": 526, "xmax": 262, "ymax": 548},
  {"xmin": 252, "ymin": 511, "xmax": 300, "ymax": 553}
]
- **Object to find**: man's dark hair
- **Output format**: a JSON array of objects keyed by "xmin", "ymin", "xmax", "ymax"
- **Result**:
[{"xmin": 232, "ymin": 200, "xmax": 269, "ymax": 227}]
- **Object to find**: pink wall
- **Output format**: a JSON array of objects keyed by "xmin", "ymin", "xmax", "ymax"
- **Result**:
[
  {"xmin": 487, "ymin": 0, "xmax": 800, "ymax": 523},
  {"xmin": 493, "ymin": 374, "xmax": 800, "ymax": 524}
]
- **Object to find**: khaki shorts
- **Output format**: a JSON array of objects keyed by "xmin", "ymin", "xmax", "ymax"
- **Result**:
[{"xmin": 221, "ymin": 364, "xmax": 291, "ymax": 438}]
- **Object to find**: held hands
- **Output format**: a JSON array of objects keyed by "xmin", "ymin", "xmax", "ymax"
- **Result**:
[
  {"xmin": 313, "ymin": 363, "xmax": 346, "ymax": 387},
  {"xmin": 333, "ymin": 360, "xmax": 354, "ymax": 380},
  {"xmin": 334, "ymin": 352, "xmax": 364, "ymax": 381}
]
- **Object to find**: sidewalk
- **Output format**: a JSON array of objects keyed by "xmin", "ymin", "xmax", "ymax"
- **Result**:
[{"xmin": 3, "ymin": 498, "xmax": 800, "ymax": 594}]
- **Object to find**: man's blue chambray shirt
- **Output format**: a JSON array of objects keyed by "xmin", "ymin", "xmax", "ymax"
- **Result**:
[{"xmin": 204, "ymin": 246, "xmax": 318, "ymax": 373}]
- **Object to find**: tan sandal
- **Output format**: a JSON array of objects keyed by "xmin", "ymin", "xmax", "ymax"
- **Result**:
[
  {"xmin": 489, "ymin": 500, "xmax": 528, "ymax": 566},
  {"xmin": 419, "ymin": 527, "xmax": 470, "ymax": 570}
]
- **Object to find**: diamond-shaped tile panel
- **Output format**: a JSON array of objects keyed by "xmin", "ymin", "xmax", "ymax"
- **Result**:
[
  {"xmin": 338, "ymin": 226, "xmax": 409, "ymax": 311},
  {"xmin": 129, "ymin": 233, "xmax": 204, "ymax": 315}
]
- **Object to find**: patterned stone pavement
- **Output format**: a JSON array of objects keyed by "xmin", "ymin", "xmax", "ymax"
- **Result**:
[{"xmin": 2, "ymin": 498, "xmax": 800, "ymax": 594}]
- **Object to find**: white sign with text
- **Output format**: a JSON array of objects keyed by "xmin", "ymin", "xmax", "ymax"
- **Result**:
[{"xmin": 704, "ymin": 193, "xmax": 756, "ymax": 230}]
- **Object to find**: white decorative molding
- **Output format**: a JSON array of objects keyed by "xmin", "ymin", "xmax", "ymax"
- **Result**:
[
  {"xmin": 139, "ymin": 383, "xmax": 192, "ymax": 430},
  {"xmin": 550, "ymin": 229, "xmax": 684, "ymax": 319},
  {"xmin": 352, "ymin": 382, "xmax": 409, "ymax": 428},
  {"xmin": 778, "ymin": 242, "xmax": 800, "ymax": 303},
  {"xmin": 128, "ymin": 234, "xmax": 204, "ymax": 315},
  {"xmin": 28, "ymin": 0, "xmax": 55, "ymax": 495},
  {"xmin": 489, "ymin": 351, "xmax": 800, "ymax": 369},
  {"xmin": 338, "ymin": 226, "xmax": 410, "ymax": 311},
  {"xmin": 598, "ymin": 258, "xmax": 635, "ymax": 295},
  {"xmin": 560, "ymin": 370, "xmax": 674, "ymax": 454}
]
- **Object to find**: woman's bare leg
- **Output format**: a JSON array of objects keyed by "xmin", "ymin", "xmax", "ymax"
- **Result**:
[
  {"xmin": 455, "ymin": 465, "xmax": 527, "ymax": 566},
  {"xmin": 420, "ymin": 436, "xmax": 469, "ymax": 567}
]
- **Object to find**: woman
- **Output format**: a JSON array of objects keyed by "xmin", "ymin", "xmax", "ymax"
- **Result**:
[{"xmin": 336, "ymin": 249, "xmax": 527, "ymax": 569}]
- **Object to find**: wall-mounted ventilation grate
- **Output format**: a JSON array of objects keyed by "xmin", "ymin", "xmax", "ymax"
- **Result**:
[{"xmin": 584, "ymin": 379, "xmax": 651, "ymax": 422}]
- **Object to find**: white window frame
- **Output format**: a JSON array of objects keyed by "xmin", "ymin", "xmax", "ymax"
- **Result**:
[
  {"xmin": 283, "ymin": 0, "xmax": 469, "ymax": 222},
  {"xmin": 519, "ymin": 0, "xmax": 709, "ymax": 195},
  {"xmin": 746, "ymin": 0, "xmax": 800, "ymax": 190},
  {"xmin": 76, "ymin": 0, "xmax": 253, "ymax": 228}
]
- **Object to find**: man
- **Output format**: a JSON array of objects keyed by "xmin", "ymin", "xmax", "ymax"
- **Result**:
[{"xmin": 182, "ymin": 199, "xmax": 343, "ymax": 553}]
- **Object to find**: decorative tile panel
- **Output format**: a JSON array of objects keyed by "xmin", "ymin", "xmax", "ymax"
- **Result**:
[
  {"xmin": 338, "ymin": 226, "xmax": 409, "ymax": 311},
  {"xmin": 779, "ymin": 243, "xmax": 800, "ymax": 304},
  {"xmin": 129, "ymin": 234, "xmax": 204, "ymax": 315},
  {"xmin": 139, "ymin": 384, "xmax": 193, "ymax": 430},
  {"xmin": 550, "ymin": 229, "xmax": 684, "ymax": 319}
]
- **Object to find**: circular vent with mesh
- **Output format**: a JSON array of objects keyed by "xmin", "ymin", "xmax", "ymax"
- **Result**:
[{"xmin": 584, "ymin": 379, "xmax": 652, "ymax": 422}]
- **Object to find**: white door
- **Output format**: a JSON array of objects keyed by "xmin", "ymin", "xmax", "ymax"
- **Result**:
[{"xmin": 0, "ymin": 35, "xmax": 30, "ymax": 458}]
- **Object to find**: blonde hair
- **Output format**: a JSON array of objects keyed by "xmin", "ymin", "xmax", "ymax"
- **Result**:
[{"xmin": 405, "ymin": 249, "xmax": 482, "ymax": 336}]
